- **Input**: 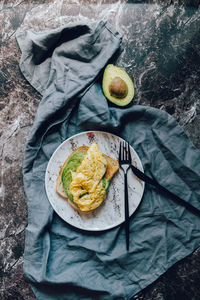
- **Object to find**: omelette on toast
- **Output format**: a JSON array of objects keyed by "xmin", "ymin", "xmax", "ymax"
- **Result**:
[{"xmin": 56, "ymin": 142, "xmax": 119, "ymax": 214}]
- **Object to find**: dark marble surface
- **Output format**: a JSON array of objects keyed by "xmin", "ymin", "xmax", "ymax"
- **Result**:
[{"xmin": 0, "ymin": 0, "xmax": 200, "ymax": 299}]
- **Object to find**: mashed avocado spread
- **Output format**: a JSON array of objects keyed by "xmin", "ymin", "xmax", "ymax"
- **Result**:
[{"xmin": 61, "ymin": 151, "xmax": 110, "ymax": 204}]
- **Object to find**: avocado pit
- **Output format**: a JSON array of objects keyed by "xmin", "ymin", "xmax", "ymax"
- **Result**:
[{"xmin": 109, "ymin": 76, "xmax": 128, "ymax": 99}]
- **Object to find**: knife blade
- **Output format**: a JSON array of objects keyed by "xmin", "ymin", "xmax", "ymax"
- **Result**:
[{"xmin": 131, "ymin": 164, "xmax": 200, "ymax": 217}]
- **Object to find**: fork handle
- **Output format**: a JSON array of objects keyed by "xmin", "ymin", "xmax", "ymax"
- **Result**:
[{"xmin": 124, "ymin": 172, "xmax": 130, "ymax": 251}]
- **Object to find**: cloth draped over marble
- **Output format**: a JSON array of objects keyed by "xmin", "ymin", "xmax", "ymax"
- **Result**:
[{"xmin": 16, "ymin": 21, "xmax": 200, "ymax": 300}]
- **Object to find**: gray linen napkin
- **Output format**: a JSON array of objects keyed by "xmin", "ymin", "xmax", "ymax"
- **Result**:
[{"xmin": 16, "ymin": 21, "xmax": 200, "ymax": 300}]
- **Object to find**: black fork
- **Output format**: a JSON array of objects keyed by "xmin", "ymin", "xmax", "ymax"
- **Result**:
[{"xmin": 118, "ymin": 141, "xmax": 132, "ymax": 250}]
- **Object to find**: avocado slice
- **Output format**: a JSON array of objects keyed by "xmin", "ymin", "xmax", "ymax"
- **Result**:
[
  {"xmin": 102, "ymin": 64, "xmax": 134, "ymax": 106},
  {"xmin": 61, "ymin": 151, "xmax": 86, "ymax": 201}
]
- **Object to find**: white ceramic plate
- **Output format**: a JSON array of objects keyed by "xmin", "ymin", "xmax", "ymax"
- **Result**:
[{"xmin": 45, "ymin": 131, "xmax": 145, "ymax": 231}]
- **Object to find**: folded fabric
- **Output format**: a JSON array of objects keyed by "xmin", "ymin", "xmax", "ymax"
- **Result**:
[{"xmin": 16, "ymin": 21, "xmax": 200, "ymax": 300}]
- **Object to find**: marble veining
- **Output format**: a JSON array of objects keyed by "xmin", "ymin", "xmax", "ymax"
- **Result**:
[{"xmin": 0, "ymin": 0, "xmax": 200, "ymax": 299}]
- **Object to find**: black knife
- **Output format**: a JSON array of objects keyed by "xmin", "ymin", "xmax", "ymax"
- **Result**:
[{"xmin": 131, "ymin": 164, "xmax": 200, "ymax": 217}]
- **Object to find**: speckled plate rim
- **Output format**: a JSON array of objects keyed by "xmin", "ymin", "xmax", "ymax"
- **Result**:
[{"xmin": 45, "ymin": 131, "xmax": 145, "ymax": 231}]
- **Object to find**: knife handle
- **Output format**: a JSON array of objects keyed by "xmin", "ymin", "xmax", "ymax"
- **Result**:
[{"xmin": 131, "ymin": 165, "xmax": 200, "ymax": 217}]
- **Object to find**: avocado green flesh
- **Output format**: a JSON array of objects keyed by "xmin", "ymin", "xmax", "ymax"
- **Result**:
[
  {"xmin": 61, "ymin": 152, "xmax": 86, "ymax": 202},
  {"xmin": 61, "ymin": 151, "xmax": 110, "ymax": 203},
  {"xmin": 102, "ymin": 177, "xmax": 110, "ymax": 191},
  {"xmin": 102, "ymin": 64, "xmax": 134, "ymax": 107}
]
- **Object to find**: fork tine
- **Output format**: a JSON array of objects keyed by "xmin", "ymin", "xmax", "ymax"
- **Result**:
[
  {"xmin": 127, "ymin": 142, "xmax": 131, "ymax": 162},
  {"xmin": 125, "ymin": 141, "xmax": 129, "ymax": 161},
  {"xmin": 125, "ymin": 141, "xmax": 128, "ymax": 160},
  {"xmin": 123, "ymin": 141, "xmax": 126, "ymax": 160}
]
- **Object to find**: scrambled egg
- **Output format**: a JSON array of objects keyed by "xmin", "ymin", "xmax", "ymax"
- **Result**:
[{"xmin": 70, "ymin": 142, "xmax": 107, "ymax": 211}]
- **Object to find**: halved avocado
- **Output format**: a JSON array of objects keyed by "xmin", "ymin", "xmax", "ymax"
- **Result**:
[{"xmin": 102, "ymin": 64, "xmax": 134, "ymax": 106}]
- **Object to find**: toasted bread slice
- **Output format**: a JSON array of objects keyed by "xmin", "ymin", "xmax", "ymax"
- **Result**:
[{"xmin": 56, "ymin": 145, "xmax": 119, "ymax": 214}]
